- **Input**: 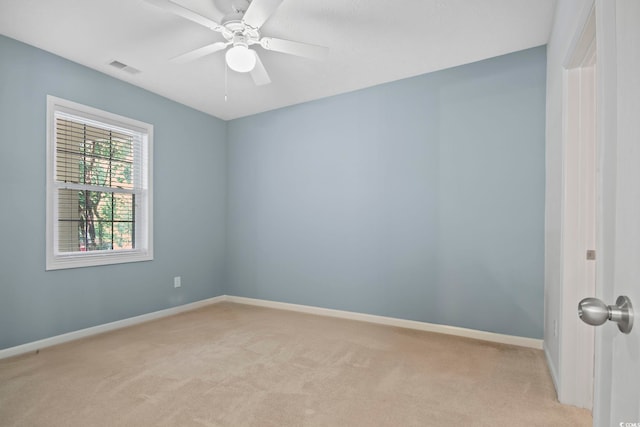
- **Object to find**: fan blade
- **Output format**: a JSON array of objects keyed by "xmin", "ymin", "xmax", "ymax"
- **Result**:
[
  {"xmin": 250, "ymin": 51, "xmax": 271, "ymax": 86},
  {"xmin": 145, "ymin": 0, "xmax": 226, "ymax": 33},
  {"xmin": 242, "ymin": 0, "xmax": 284, "ymax": 29},
  {"xmin": 171, "ymin": 42, "xmax": 229, "ymax": 63},
  {"xmin": 260, "ymin": 37, "xmax": 328, "ymax": 60}
]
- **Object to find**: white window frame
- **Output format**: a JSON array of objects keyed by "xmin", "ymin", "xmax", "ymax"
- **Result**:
[{"xmin": 46, "ymin": 95, "xmax": 153, "ymax": 270}]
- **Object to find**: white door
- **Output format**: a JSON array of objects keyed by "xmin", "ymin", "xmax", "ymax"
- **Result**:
[{"xmin": 591, "ymin": 0, "xmax": 640, "ymax": 425}]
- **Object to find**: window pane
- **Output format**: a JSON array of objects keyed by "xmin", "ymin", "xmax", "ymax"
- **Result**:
[
  {"xmin": 58, "ymin": 189, "xmax": 135, "ymax": 252},
  {"xmin": 57, "ymin": 189, "xmax": 81, "ymax": 252},
  {"xmin": 56, "ymin": 119, "xmax": 135, "ymax": 189}
]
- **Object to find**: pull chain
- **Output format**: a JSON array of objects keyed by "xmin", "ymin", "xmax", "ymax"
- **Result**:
[{"xmin": 224, "ymin": 61, "xmax": 228, "ymax": 102}]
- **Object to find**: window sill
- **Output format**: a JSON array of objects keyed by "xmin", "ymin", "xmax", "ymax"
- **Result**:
[{"xmin": 46, "ymin": 250, "xmax": 153, "ymax": 270}]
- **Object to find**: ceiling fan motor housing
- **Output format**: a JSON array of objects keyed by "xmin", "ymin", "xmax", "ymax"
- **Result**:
[{"xmin": 221, "ymin": 17, "xmax": 260, "ymax": 45}]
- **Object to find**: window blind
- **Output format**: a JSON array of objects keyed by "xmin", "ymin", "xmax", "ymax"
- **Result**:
[{"xmin": 54, "ymin": 112, "xmax": 144, "ymax": 253}]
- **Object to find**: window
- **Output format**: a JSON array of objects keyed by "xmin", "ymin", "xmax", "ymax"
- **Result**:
[{"xmin": 46, "ymin": 96, "xmax": 153, "ymax": 270}]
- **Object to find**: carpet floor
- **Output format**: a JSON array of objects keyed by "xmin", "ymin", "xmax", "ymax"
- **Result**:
[{"xmin": 0, "ymin": 302, "xmax": 591, "ymax": 426}]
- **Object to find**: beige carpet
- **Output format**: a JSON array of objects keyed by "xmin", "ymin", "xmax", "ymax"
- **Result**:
[{"xmin": 0, "ymin": 302, "xmax": 590, "ymax": 426}]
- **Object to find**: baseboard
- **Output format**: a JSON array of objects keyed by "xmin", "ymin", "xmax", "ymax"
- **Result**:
[
  {"xmin": 1, "ymin": 293, "xmax": 543, "ymax": 359},
  {"xmin": 225, "ymin": 296, "xmax": 544, "ymax": 349},
  {"xmin": 0, "ymin": 295, "xmax": 226, "ymax": 360},
  {"xmin": 544, "ymin": 343, "xmax": 560, "ymax": 398}
]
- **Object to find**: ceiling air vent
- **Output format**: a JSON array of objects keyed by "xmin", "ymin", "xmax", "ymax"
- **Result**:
[{"xmin": 109, "ymin": 60, "xmax": 141, "ymax": 75}]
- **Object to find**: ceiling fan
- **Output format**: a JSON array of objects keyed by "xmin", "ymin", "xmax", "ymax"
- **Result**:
[{"xmin": 146, "ymin": 0, "xmax": 329, "ymax": 86}]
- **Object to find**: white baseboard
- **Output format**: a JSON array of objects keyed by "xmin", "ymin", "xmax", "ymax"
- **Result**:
[
  {"xmin": 1, "ymin": 294, "xmax": 543, "ymax": 359},
  {"xmin": 544, "ymin": 343, "xmax": 560, "ymax": 398},
  {"xmin": 0, "ymin": 295, "xmax": 225, "ymax": 360},
  {"xmin": 225, "ymin": 296, "xmax": 544, "ymax": 349}
]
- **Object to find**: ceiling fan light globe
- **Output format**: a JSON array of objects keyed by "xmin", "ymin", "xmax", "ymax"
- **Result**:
[{"xmin": 226, "ymin": 45, "xmax": 257, "ymax": 72}]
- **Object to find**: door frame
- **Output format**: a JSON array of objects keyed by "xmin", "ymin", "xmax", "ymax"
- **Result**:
[
  {"xmin": 557, "ymin": 0, "xmax": 620, "ymax": 415},
  {"xmin": 557, "ymin": 3, "xmax": 597, "ymax": 409}
]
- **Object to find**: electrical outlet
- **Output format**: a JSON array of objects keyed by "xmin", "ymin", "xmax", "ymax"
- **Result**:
[{"xmin": 174, "ymin": 276, "xmax": 181, "ymax": 288}]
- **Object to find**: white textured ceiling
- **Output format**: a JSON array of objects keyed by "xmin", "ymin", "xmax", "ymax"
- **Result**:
[{"xmin": 0, "ymin": 0, "xmax": 556, "ymax": 120}]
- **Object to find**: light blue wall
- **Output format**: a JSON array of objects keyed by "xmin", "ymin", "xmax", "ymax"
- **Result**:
[
  {"xmin": 0, "ymin": 36, "xmax": 227, "ymax": 349},
  {"xmin": 227, "ymin": 46, "xmax": 546, "ymax": 339},
  {"xmin": 0, "ymin": 35, "xmax": 546, "ymax": 349}
]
